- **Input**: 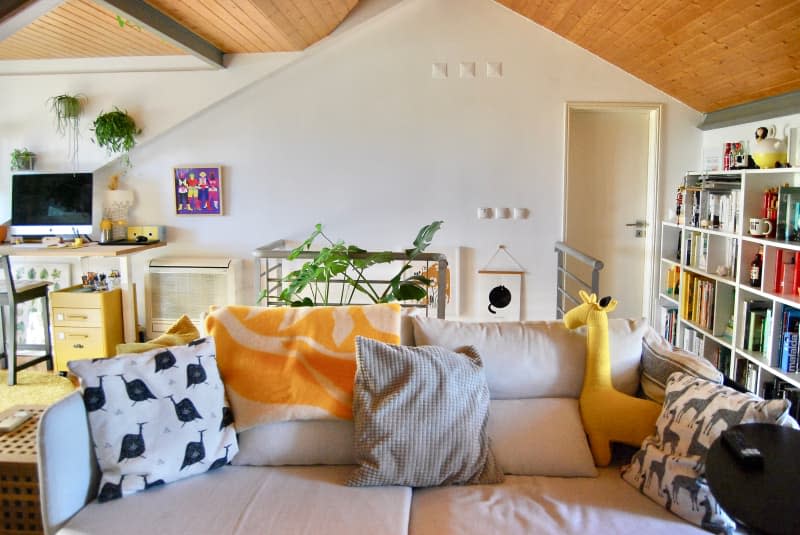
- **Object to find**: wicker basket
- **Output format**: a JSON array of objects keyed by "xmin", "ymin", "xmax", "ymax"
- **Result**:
[{"xmin": 0, "ymin": 407, "xmax": 45, "ymax": 535}]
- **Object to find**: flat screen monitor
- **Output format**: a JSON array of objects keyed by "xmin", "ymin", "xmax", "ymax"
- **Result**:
[{"xmin": 10, "ymin": 173, "xmax": 93, "ymax": 236}]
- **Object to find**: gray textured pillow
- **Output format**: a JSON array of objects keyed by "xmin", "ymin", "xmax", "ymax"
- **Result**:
[{"xmin": 347, "ymin": 337, "xmax": 503, "ymax": 487}]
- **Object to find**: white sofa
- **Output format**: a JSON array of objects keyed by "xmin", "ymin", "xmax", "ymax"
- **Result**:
[{"xmin": 37, "ymin": 317, "xmax": 706, "ymax": 535}]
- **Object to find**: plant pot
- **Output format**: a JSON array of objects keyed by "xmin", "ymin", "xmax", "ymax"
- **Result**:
[{"xmin": 11, "ymin": 154, "xmax": 35, "ymax": 171}]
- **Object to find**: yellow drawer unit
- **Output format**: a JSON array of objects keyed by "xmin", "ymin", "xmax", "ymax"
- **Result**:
[{"xmin": 50, "ymin": 286, "xmax": 123, "ymax": 372}]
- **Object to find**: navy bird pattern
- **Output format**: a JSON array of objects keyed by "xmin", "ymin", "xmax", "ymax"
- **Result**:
[{"xmin": 68, "ymin": 337, "xmax": 238, "ymax": 502}]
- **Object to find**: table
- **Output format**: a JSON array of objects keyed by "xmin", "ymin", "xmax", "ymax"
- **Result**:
[
  {"xmin": 4, "ymin": 242, "xmax": 166, "ymax": 343},
  {"xmin": 706, "ymin": 423, "xmax": 800, "ymax": 535},
  {"xmin": 0, "ymin": 405, "xmax": 47, "ymax": 535}
]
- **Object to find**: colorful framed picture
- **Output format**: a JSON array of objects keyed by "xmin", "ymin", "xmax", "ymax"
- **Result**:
[{"xmin": 173, "ymin": 165, "xmax": 223, "ymax": 215}]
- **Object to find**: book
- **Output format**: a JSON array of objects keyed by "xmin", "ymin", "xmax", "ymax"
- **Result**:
[{"xmin": 775, "ymin": 186, "xmax": 800, "ymax": 241}]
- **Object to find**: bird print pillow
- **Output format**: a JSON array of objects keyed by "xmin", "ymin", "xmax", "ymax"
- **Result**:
[{"xmin": 69, "ymin": 336, "xmax": 238, "ymax": 502}]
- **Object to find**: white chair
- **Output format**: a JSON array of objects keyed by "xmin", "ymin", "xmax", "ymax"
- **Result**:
[{"xmin": 0, "ymin": 255, "xmax": 53, "ymax": 385}]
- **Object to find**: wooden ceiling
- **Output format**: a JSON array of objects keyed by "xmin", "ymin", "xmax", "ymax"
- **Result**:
[{"xmin": 0, "ymin": 0, "xmax": 798, "ymax": 113}]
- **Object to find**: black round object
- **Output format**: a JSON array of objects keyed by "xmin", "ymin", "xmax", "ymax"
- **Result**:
[{"xmin": 487, "ymin": 285, "xmax": 512, "ymax": 315}]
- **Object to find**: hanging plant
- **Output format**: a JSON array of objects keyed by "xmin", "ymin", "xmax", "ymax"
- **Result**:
[
  {"xmin": 47, "ymin": 93, "xmax": 85, "ymax": 170},
  {"xmin": 92, "ymin": 107, "xmax": 141, "ymax": 167}
]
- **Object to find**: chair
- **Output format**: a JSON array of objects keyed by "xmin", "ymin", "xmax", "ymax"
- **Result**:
[{"xmin": 0, "ymin": 255, "xmax": 54, "ymax": 385}]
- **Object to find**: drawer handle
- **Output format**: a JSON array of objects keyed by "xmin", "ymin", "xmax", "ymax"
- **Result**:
[
  {"xmin": 72, "ymin": 343, "xmax": 85, "ymax": 349},
  {"xmin": 66, "ymin": 314, "xmax": 89, "ymax": 320},
  {"xmin": 67, "ymin": 334, "xmax": 90, "ymax": 339}
]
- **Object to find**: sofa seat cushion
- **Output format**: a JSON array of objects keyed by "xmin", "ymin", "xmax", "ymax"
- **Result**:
[
  {"xmin": 408, "ymin": 468, "xmax": 705, "ymax": 535},
  {"xmin": 57, "ymin": 466, "xmax": 411, "ymax": 535}
]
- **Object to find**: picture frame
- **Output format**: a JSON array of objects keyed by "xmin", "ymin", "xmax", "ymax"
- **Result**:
[
  {"xmin": 173, "ymin": 165, "xmax": 222, "ymax": 215},
  {"xmin": 476, "ymin": 271, "xmax": 522, "ymax": 321}
]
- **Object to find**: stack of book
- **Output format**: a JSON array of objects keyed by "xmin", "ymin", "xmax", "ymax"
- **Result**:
[
  {"xmin": 777, "ymin": 306, "xmax": 800, "ymax": 373},
  {"xmin": 681, "ymin": 271, "xmax": 715, "ymax": 329},
  {"xmin": 659, "ymin": 305, "xmax": 678, "ymax": 345},
  {"xmin": 741, "ymin": 300, "xmax": 772, "ymax": 355},
  {"xmin": 686, "ymin": 175, "xmax": 741, "ymax": 232},
  {"xmin": 773, "ymin": 249, "xmax": 800, "ymax": 296},
  {"xmin": 776, "ymin": 186, "xmax": 800, "ymax": 242},
  {"xmin": 664, "ymin": 265, "xmax": 680, "ymax": 297}
]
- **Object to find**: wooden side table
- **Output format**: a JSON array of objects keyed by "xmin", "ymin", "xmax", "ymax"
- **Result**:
[
  {"xmin": 0, "ymin": 406, "xmax": 46, "ymax": 535},
  {"xmin": 706, "ymin": 423, "xmax": 800, "ymax": 535}
]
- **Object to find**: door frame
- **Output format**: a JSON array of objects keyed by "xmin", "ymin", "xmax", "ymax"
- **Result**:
[{"xmin": 563, "ymin": 102, "xmax": 663, "ymax": 320}]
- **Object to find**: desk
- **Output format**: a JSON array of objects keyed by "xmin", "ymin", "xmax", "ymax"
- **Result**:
[
  {"xmin": 3, "ymin": 242, "xmax": 166, "ymax": 343},
  {"xmin": 706, "ymin": 423, "xmax": 800, "ymax": 535}
]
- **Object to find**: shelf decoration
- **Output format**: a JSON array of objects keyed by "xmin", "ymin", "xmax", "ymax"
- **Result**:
[
  {"xmin": 104, "ymin": 174, "xmax": 134, "ymax": 241},
  {"xmin": 477, "ymin": 245, "xmax": 525, "ymax": 321}
]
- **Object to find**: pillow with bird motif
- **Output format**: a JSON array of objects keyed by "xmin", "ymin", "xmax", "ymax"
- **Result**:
[{"xmin": 68, "ymin": 336, "xmax": 238, "ymax": 502}]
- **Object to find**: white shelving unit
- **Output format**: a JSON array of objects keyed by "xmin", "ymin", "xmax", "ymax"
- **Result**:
[{"xmin": 659, "ymin": 168, "xmax": 800, "ymax": 399}]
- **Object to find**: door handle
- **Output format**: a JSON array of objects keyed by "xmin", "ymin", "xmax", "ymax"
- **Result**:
[{"xmin": 625, "ymin": 220, "xmax": 648, "ymax": 228}]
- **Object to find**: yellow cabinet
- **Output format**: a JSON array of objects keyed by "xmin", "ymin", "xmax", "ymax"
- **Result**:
[{"xmin": 50, "ymin": 286, "xmax": 123, "ymax": 372}]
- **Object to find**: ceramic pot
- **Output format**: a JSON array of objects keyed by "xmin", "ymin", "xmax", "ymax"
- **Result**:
[{"xmin": 752, "ymin": 125, "xmax": 787, "ymax": 169}]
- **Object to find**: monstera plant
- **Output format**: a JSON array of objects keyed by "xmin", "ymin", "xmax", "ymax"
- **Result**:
[{"xmin": 263, "ymin": 220, "xmax": 443, "ymax": 307}]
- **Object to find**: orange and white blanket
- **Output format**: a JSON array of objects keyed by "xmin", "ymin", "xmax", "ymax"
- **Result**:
[{"xmin": 205, "ymin": 303, "xmax": 401, "ymax": 431}]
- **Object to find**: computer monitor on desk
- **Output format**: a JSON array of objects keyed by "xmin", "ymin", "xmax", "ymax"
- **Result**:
[{"xmin": 10, "ymin": 173, "xmax": 93, "ymax": 238}]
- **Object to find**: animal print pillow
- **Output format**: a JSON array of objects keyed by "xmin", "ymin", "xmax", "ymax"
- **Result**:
[
  {"xmin": 621, "ymin": 372, "xmax": 797, "ymax": 532},
  {"xmin": 69, "ymin": 337, "xmax": 238, "ymax": 502}
]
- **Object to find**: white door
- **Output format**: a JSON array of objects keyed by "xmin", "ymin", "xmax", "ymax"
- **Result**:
[{"xmin": 564, "ymin": 104, "xmax": 661, "ymax": 320}]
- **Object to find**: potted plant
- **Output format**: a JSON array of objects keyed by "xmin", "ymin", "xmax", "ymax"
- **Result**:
[
  {"xmin": 10, "ymin": 148, "xmax": 35, "ymax": 171},
  {"xmin": 48, "ymin": 93, "xmax": 85, "ymax": 168},
  {"xmin": 92, "ymin": 107, "xmax": 141, "ymax": 167},
  {"xmin": 263, "ymin": 220, "xmax": 443, "ymax": 307}
]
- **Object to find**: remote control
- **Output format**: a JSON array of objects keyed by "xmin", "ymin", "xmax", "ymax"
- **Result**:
[
  {"xmin": 721, "ymin": 428, "xmax": 764, "ymax": 467},
  {"xmin": 0, "ymin": 410, "xmax": 32, "ymax": 433}
]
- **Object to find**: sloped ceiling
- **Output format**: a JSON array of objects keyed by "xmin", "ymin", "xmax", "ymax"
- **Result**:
[{"xmin": 0, "ymin": 0, "xmax": 799, "ymax": 114}]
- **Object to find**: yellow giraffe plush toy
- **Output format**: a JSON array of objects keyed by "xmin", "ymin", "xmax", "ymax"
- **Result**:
[{"xmin": 564, "ymin": 291, "xmax": 661, "ymax": 466}]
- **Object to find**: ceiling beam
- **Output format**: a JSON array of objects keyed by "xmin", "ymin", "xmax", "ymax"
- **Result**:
[
  {"xmin": 698, "ymin": 91, "xmax": 800, "ymax": 131},
  {"xmin": 0, "ymin": 0, "xmax": 64, "ymax": 41},
  {"xmin": 92, "ymin": 0, "xmax": 223, "ymax": 69}
]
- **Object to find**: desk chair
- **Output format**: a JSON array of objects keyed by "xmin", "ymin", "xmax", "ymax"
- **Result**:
[{"xmin": 0, "ymin": 255, "xmax": 54, "ymax": 385}]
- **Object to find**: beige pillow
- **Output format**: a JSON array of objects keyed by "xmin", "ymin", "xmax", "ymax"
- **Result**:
[{"xmin": 348, "ymin": 337, "xmax": 503, "ymax": 487}]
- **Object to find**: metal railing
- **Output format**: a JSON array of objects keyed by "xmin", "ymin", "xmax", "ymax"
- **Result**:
[
  {"xmin": 554, "ymin": 241, "xmax": 604, "ymax": 319},
  {"xmin": 253, "ymin": 240, "xmax": 449, "ymax": 319}
]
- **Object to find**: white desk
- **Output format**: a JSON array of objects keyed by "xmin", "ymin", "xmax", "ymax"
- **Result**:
[{"xmin": 3, "ymin": 242, "xmax": 166, "ymax": 343}]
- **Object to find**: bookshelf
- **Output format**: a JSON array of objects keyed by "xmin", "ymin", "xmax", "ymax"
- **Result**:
[{"xmin": 659, "ymin": 168, "xmax": 800, "ymax": 414}]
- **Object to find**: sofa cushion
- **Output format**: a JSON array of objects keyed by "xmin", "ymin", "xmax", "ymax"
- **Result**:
[
  {"xmin": 204, "ymin": 303, "xmax": 401, "ymax": 431},
  {"xmin": 640, "ymin": 326, "xmax": 723, "ymax": 403},
  {"xmin": 232, "ymin": 419, "xmax": 355, "ymax": 466},
  {"xmin": 59, "ymin": 465, "xmax": 411, "ymax": 535},
  {"xmin": 68, "ymin": 337, "xmax": 238, "ymax": 502},
  {"xmin": 488, "ymin": 398, "xmax": 597, "ymax": 477},
  {"xmin": 621, "ymin": 372, "xmax": 798, "ymax": 532},
  {"xmin": 409, "ymin": 467, "xmax": 706, "ymax": 535},
  {"xmin": 411, "ymin": 317, "xmax": 647, "ymax": 399},
  {"xmin": 347, "ymin": 337, "xmax": 503, "ymax": 487}
]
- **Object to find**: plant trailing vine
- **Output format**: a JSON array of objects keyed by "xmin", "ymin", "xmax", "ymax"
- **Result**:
[
  {"xmin": 92, "ymin": 107, "xmax": 141, "ymax": 168},
  {"xmin": 47, "ymin": 93, "xmax": 85, "ymax": 170},
  {"xmin": 262, "ymin": 221, "xmax": 443, "ymax": 307}
]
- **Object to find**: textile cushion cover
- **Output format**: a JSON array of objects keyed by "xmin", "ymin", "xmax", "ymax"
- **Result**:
[
  {"xmin": 204, "ymin": 303, "xmax": 401, "ymax": 431},
  {"xmin": 232, "ymin": 398, "xmax": 597, "ymax": 477},
  {"xmin": 68, "ymin": 337, "xmax": 238, "ymax": 502},
  {"xmin": 621, "ymin": 372, "xmax": 798, "ymax": 532},
  {"xmin": 116, "ymin": 314, "xmax": 200, "ymax": 355},
  {"xmin": 347, "ymin": 337, "xmax": 503, "ymax": 487},
  {"xmin": 411, "ymin": 317, "xmax": 648, "ymax": 399},
  {"xmin": 640, "ymin": 326, "xmax": 723, "ymax": 403}
]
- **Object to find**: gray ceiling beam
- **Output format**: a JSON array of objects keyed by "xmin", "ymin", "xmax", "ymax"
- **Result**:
[
  {"xmin": 0, "ymin": 0, "xmax": 64, "ymax": 41},
  {"xmin": 93, "ymin": 0, "xmax": 223, "ymax": 69},
  {"xmin": 698, "ymin": 90, "xmax": 800, "ymax": 130}
]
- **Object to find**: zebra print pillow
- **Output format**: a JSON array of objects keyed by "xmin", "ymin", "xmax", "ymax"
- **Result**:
[
  {"xmin": 69, "ymin": 337, "xmax": 238, "ymax": 502},
  {"xmin": 621, "ymin": 372, "xmax": 796, "ymax": 532}
]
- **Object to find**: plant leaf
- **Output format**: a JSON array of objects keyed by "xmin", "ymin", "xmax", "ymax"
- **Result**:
[{"xmin": 406, "ymin": 220, "xmax": 443, "ymax": 258}]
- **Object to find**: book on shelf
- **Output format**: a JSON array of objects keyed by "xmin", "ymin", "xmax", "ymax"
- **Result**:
[
  {"xmin": 659, "ymin": 304, "xmax": 678, "ymax": 345},
  {"xmin": 775, "ymin": 186, "xmax": 800, "ymax": 242},
  {"xmin": 665, "ymin": 265, "xmax": 680, "ymax": 297},
  {"xmin": 778, "ymin": 306, "xmax": 800, "ymax": 373},
  {"xmin": 773, "ymin": 249, "xmax": 797, "ymax": 295},
  {"xmin": 741, "ymin": 299, "xmax": 770, "ymax": 351}
]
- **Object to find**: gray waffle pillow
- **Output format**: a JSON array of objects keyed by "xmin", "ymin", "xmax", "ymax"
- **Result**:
[{"xmin": 347, "ymin": 336, "xmax": 503, "ymax": 487}]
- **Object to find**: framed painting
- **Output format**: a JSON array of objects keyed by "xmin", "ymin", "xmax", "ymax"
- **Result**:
[{"xmin": 174, "ymin": 165, "xmax": 223, "ymax": 215}]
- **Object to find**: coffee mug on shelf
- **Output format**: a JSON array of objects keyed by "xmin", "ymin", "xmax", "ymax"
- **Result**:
[{"xmin": 749, "ymin": 217, "xmax": 773, "ymax": 236}]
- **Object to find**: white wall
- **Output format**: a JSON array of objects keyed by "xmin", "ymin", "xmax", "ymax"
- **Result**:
[{"xmin": 0, "ymin": 0, "xmax": 703, "ymax": 323}]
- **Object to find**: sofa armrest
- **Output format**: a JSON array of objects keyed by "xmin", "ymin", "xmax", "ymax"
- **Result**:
[{"xmin": 37, "ymin": 392, "xmax": 99, "ymax": 535}]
